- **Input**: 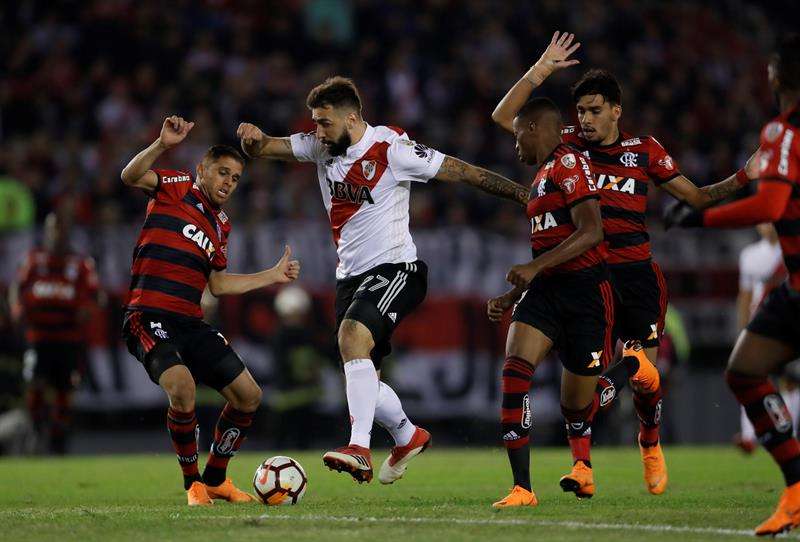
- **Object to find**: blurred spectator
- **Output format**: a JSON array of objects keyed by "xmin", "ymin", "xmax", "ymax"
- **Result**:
[{"xmin": 270, "ymin": 286, "xmax": 328, "ymax": 449}]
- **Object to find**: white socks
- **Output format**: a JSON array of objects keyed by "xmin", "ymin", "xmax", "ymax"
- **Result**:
[
  {"xmin": 343, "ymin": 358, "xmax": 379, "ymax": 448},
  {"xmin": 375, "ymin": 381, "xmax": 416, "ymax": 447}
]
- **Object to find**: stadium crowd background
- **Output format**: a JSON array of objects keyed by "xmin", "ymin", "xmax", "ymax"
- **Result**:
[{"xmin": 0, "ymin": 0, "xmax": 796, "ymax": 452}]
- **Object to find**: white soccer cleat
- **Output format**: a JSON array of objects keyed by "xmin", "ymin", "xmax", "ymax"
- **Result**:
[{"xmin": 378, "ymin": 427, "xmax": 431, "ymax": 485}]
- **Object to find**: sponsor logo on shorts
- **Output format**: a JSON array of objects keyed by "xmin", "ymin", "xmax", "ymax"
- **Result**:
[
  {"xmin": 648, "ymin": 324, "xmax": 658, "ymax": 341},
  {"xmin": 588, "ymin": 350, "xmax": 603, "ymax": 368},
  {"xmin": 216, "ymin": 428, "xmax": 241, "ymax": 455}
]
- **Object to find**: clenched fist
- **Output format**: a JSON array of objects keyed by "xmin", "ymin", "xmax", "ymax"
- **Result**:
[
  {"xmin": 237, "ymin": 123, "xmax": 266, "ymax": 146},
  {"xmin": 159, "ymin": 116, "xmax": 194, "ymax": 149}
]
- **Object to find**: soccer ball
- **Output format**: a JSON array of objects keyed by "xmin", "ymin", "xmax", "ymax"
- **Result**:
[{"xmin": 253, "ymin": 456, "xmax": 307, "ymax": 505}]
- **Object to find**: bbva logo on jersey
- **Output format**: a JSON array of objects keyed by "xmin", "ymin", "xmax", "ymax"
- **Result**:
[{"xmin": 326, "ymin": 177, "xmax": 375, "ymax": 205}]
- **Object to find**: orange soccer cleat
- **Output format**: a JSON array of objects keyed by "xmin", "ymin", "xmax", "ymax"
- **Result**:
[
  {"xmin": 205, "ymin": 477, "xmax": 256, "ymax": 503},
  {"xmin": 559, "ymin": 460, "xmax": 595, "ymax": 499},
  {"xmin": 639, "ymin": 437, "xmax": 668, "ymax": 495},
  {"xmin": 323, "ymin": 444, "xmax": 373, "ymax": 483},
  {"xmin": 755, "ymin": 481, "xmax": 800, "ymax": 536},
  {"xmin": 379, "ymin": 427, "xmax": 432, "ymax": 485},
  {"xmin": 492, "ymin": 485, "xmax": 539, "ymax": 509},
  {"xmin": 187, "ymin": 481, "xmax": 213, "ymax": 506},
  {"xmin": 624, "ymin": 341, "xmax": 660, "ymax": 394}
]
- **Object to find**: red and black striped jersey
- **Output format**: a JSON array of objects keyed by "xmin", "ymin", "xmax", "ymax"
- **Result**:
[
  {"xmin": 124, "ymin": 169, "xmax": 231, "ymax": 319},
  {"xmin": 562, "ymin": 126, "xmax": 681, "ymax": 265},
  {"xmin": 16, "ymin": 249, "xmax": 98, "ymax": 344},
  {"xmin": 527, "ymin": 143, "xmax": 606, "ymax": 275},
  {"xmin": 757, "ymin": 104, "xmax": 800, "ymax": 290}
]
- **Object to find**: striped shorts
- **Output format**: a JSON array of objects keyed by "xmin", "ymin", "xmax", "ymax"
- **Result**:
[{"xmin": 334, "ymin": 260, "xmax": 428, "ymax": 367}]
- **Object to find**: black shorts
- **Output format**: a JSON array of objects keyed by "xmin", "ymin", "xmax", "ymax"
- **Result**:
[
  {"xmin": 748, "ymin": 282, "xmax": 800, "ymax": 351},
  {"xmin": 23, "ymin": 342, "xmax": 85, "ymax": 391},
  {"xmin": 122, "ymin": 310, "xmax": 245, "ymax": 391},
  {"xmin": 511, "ymin": 267, "xmax": 615, "ymax": 376},
  {"xmin": 335, "ymin": 260, "xmax": 428, "ymax": 367},
  {"xmin": 608, "ymin": 260, "xmax": 668, "ymax": 348}
]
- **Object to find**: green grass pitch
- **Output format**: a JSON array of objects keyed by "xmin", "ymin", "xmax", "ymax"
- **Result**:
[{"xmin": 1, "ymin": 446, "xmax": 796, "ymax": 541}]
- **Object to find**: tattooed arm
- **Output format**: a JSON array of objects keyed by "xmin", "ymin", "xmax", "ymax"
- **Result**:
[
  {"xmin": 661, "ymin": 150, "xmax": 759, "ymax": 209},
  {"xmin": 237, "ymin": 122, "xmax": 297, "ymax": 161},
  {"xmin": 434, "ymin": 155, "xmax": 528, "ymax": 206}
]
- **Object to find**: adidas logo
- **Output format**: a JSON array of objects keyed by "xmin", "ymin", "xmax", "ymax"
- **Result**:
[
  {"xmin": 503, "ymin": 431, "xmax": 521, "ymax": 441},
  {"xmin": 196, "ymin": 202, "xmax": 204, "ymax": 212},
  {"xmin": 388, "ymin": 312, "xmax": 397, "ymax": 322}
]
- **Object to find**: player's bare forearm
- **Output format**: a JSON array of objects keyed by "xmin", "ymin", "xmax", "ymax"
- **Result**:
[
  {"xmin": 507, "ymin": 200, "xmax": 602, "ymax": 287},
  {"xmin": 237, "ymin": 123, "xmax": 296, "ymax": 161},
  {"xmin": 120, "ymin": 139, "xmax": 165, "ymax": 188},
  {"xmin": 492, "ymin": 73, "xmax": 543, "ymax": 133},
  {"xmin": 492, "ymin": 31, "xmax": 581, "ymax": 133},
  {"xmin": 208, "ymin": 269, "xmax": 282, "ymax": 297},
  {"xmin": 435, "ymin": 156, "xmax": 528, "ymax": 206},
  {"xmin": 241, "ymin": 137, "xmax": 292, "ymax": 160},
  {"xmin": 699, "ymin": 175, "xmax": 744, "ymax": 207}
]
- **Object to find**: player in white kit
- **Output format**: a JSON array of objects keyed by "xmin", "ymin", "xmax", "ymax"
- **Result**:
[
  {"xmin": 735, "ymin": 224, "xmax": 800, "ymax": 452},
  {"xmin": 238, "ymin": 76, "xmax": 529, "ymax": 484}
]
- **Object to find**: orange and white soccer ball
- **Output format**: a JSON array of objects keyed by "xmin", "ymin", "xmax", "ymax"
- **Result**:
[{"xmin": 253, "ymin": 456, "xmax": 307, "ymax": 505}]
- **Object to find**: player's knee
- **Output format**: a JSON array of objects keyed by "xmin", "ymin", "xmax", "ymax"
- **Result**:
[
  {"xmin": 161, "ymin": 372, "xmax": 196, "ymax": 410},
  {"xmin": 234, "ymin": 383, "xmax": 262, "ymax": 413},
  {"xmin": 338, "ymin": 319, "xmax": 374, "ymax": 361}
]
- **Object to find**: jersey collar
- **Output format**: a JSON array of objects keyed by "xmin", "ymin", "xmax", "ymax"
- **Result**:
[{"xmin": 346, "ymin": 124, "xmax": 375, "ymax": 157}]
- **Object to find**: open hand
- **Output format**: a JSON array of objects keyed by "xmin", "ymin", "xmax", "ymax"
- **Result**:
[
  {"xmin": 533, "ymin": 31, "xmax": 581, "ymax": 79},
  {"xmin": 159, "ymin": 115, "xmax": 194, "ymax": 148},
  {"xmin": 272, "ymin": 245, "xmax": 300, "ymax": 283}
]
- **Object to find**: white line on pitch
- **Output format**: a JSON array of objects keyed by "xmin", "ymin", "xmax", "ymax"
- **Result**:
[{"xmin": 184, "ymin": 513, "xmax": 800, "ymax": 539}]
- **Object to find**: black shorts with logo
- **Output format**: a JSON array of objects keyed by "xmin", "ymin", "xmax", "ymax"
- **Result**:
[
  {"xmin": 511, "ymin": 265, "xmax": 615, "ymax": 376},
  {"xmin": 335, "ymin": 260, "xmax": 428, "ymax": 367},
  {"xmin": 123, "ymin": 310, "xmax": 245, "ymax": 391},
  {"xmin": 608, "ymin": 260, "xmax": 668, "ymax": 348},
  {"xmin": 24, "ymin": 342, "xmax": 86, "ymax": 391},
  {"xmin": 748, "ymin": 282, "xmax": 800, "ymax": 351}
]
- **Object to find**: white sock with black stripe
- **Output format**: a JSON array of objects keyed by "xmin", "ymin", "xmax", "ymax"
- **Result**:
[
  {"xmin": 375, "ymin": 381, "xmax": 416, "ymax": 447},
  {"xmin": 343, "ymin": 358, "xmax": 379, "ymax": 448}
]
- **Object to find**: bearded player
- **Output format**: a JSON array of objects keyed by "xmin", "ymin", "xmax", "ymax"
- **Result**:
[
  {"xmin": 666, "ymin": 35, "xmax": 800, "ymax": 536},
  {"xmin": 492, "ymin": 31, "xmax": 758, "ymax": 496},
  {"xmin": 238, "ymin": 76, "xmax": 528, "ymax": 485},
  {"xmin": 121, "ymin": 116, "xmax": 300, "ymax": 506}
]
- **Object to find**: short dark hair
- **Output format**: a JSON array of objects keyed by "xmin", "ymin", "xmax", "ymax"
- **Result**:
[
  {"xmin": 203, "ymin": 145, "xmax": 246, "ymax": 167},
  {"xmin": 306, "ymin": 76, "xmax": 362, "ymax": 112},
  {"xmin": 571, "ymin": 69, "xmax": 622, "ymax": 105},
  {"xmin": 775, "ymin": 33, "xmax": 800, "ymax": 93},
  {"xmin": 516, "ymin": 97, "xmax": 562, "ymax": 124}
]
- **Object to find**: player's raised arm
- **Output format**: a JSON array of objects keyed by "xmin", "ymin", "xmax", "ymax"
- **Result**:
[
  {"xmin": 506, "ymin": 198, "xmax": 604, "ymax": 287},
  {"xmin": 433, "ymin": 156, "xmax": 529, "ymax": 206},
  {"xmin": 207, "ymin": 245, "xmax": 300, "ymax": 297},
  {"xmin": 237, "ymin": 122, "xmax": 297, "ymax": 161},
  {"xmin": 121, "ymin": 115, "xmax": 195, "ymax": 191},
  {"xmin": 491, "ymin": 31, "xmax": 580, "ymax": 133}
]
